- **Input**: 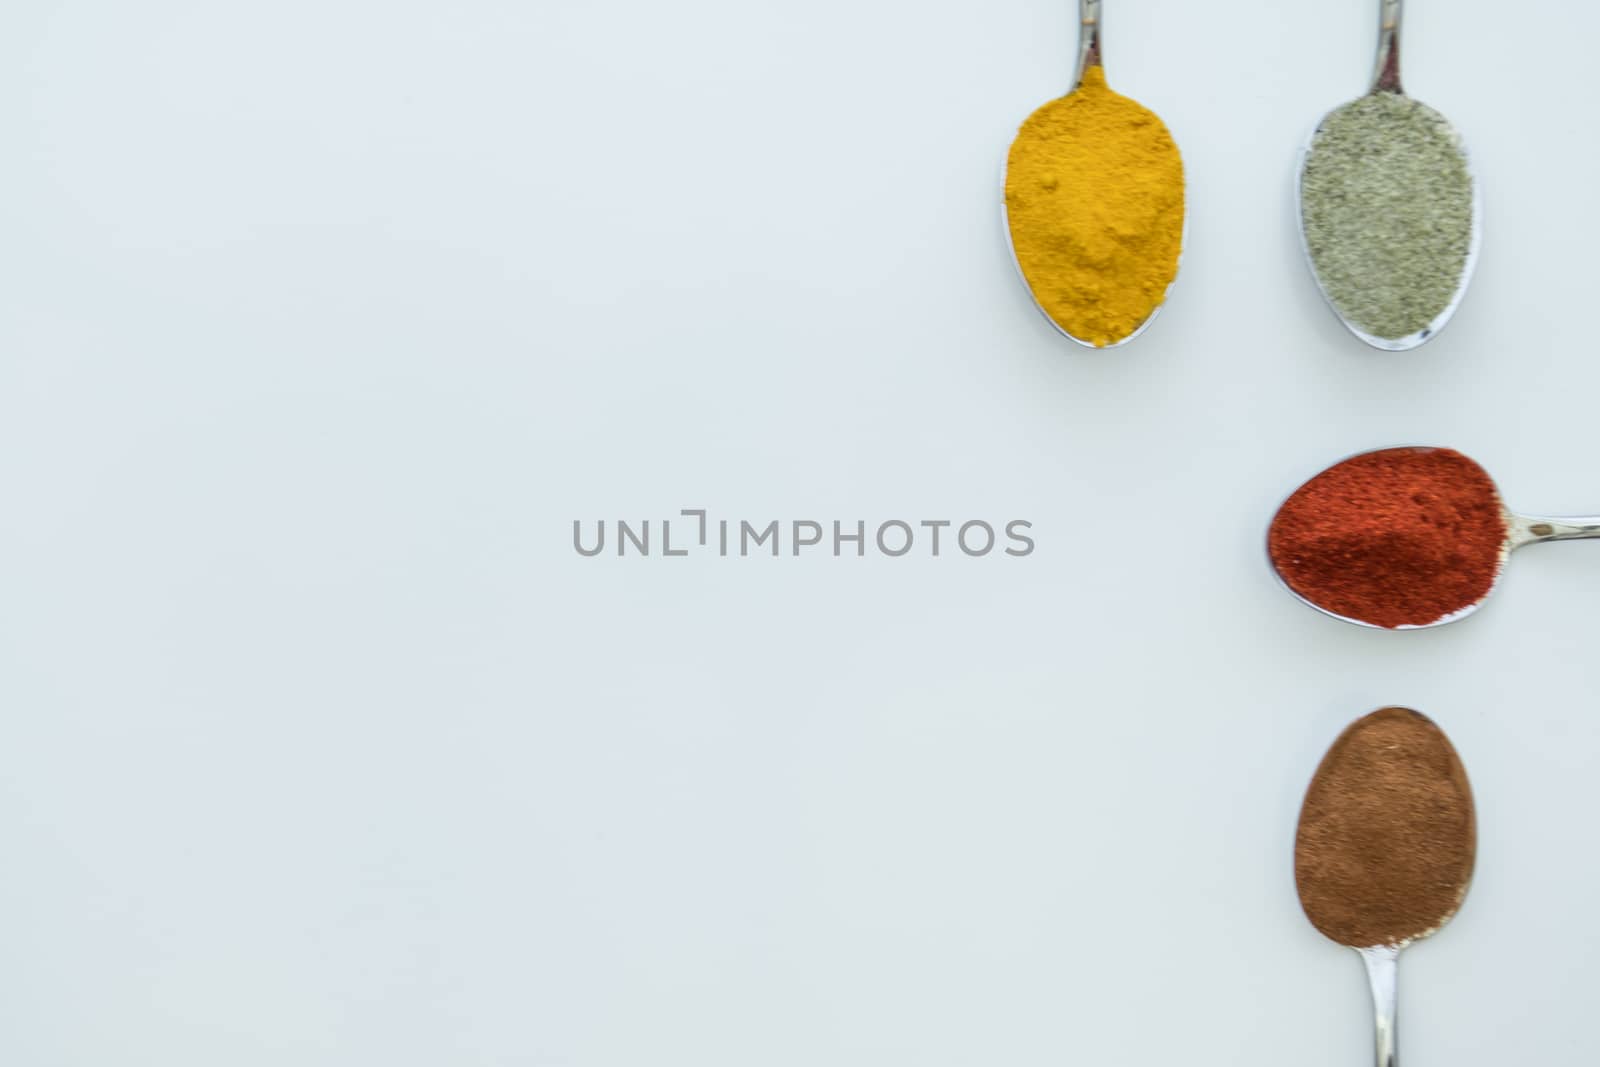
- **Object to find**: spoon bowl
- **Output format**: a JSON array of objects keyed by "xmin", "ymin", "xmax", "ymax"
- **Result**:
[{"xmin": 1294, "ymin": 124, "xmax": 1481, "ymax": 352}]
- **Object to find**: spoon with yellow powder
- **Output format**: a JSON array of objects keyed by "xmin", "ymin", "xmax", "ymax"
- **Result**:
[{"xmin": 1003, "ymin": 0, "xmax": 1185, "ymax": 348}]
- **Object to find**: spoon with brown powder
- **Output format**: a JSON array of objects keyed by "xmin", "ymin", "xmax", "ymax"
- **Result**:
[{"xmin": 1295, "ymin": 707, "xmax": 1476, "ymax": 1067}]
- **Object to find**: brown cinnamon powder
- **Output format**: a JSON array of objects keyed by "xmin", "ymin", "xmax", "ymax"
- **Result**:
[{"xmin": 1294, "ymin": 707, "xmax": 1476, "ymax": 948}]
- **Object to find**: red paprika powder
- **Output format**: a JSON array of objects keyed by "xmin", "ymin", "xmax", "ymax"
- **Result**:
[{"xmin": 1268, "ymin": 447, "xmax": 1508, "ymax": 628}]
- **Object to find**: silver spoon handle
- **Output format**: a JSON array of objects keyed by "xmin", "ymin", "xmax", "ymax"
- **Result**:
[
  {"xmin": 1509, "ymin": 513, "xmax": 1600, "ymax": 548},
  {"xmin": 1074, "ymin": 0, "xmax": 1103, "ymax": 88},
  {"xmin": 1359, "ymin": 945, "xmax": 1400, "ymax": 1067},
  {"xmin": 1371, "ymin": 0, "xmax": 1403, "ymax": 94}
]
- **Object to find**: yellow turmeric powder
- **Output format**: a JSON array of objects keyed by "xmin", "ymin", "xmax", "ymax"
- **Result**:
[{"xmin": 1004, "ymin": 67, "xmax": 1184, "ymax": 347}]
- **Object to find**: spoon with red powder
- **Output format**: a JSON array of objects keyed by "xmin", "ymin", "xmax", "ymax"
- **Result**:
[{"xmin": 1267, "ymin": 446, "xmax": 1600, "ymax": 628}]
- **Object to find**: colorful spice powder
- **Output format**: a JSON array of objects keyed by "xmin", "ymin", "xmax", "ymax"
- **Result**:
[
  {"xmin": 1267, "ymin": 447, "xmax": 1508, "ymax": 628},
  {"xmin": 1004, "ymin": 66, "xmax": 1184, "ymax": 346},
  {"xmin": 1295, "ymin": 707, "xmax": 1476, "ymax": 948},
  {"xmin": 1300, "ymin": 92, "xmax": 1474, "ymax": 341}
]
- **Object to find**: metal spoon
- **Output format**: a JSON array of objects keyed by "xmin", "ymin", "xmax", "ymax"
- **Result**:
[
  {"xmin": 1356, "ymin": 946, "xmax": 1403, "ymax": 1067},
  {"xmin": 1269, "ymin": 445, "xmax": 1600, "ymax": 629},
  {"xmin": 1295, "ymin": 707, "xmax": 1476, "ymax": 1067},
  {"xmin": 1295, "ymin": 0, "xmax": 1481, "ymax": 351},
  {"xmin": 1002, "ymin": 0, "xmax": 1184, "ymax": 349}
]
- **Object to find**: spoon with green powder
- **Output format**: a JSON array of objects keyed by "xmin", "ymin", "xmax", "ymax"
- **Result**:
[
  {"xmin": 1003, "ymin": 0, "xmax": 1185, "ymax": 349},
  {"xmin": 1296, "ymin": 0, "xmax": 1480, "ymax": 350}
]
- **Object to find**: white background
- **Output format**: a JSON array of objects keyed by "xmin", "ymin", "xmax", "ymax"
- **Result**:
[{"xmin": 2, "ymin": 1, "xmax": 1596, "ymax": 1063}]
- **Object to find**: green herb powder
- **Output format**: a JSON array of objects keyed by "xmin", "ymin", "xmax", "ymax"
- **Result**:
[{"xmin": 1300, "ymin": 92, "xmax": 1474, "ymax": 341}]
